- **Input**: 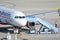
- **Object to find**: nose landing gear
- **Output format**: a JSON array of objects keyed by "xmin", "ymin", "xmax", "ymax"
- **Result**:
[{"xmin": 13, "ymin": 26, "xmax": 22, "ymax": 34}]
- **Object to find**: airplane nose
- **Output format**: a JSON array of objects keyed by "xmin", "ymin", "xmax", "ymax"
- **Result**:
[{"xmin": 20, "ymin": 19, "xmax": 27, "ymax": 26}]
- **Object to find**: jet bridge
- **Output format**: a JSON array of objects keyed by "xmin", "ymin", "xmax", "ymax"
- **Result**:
[
  {"xmin": 27, "ymin": 16, "xmax": 59, "ymax": 34},
  {"xmin": 36, "ymin": 17, "xmax": 59, "ymax": 34}
]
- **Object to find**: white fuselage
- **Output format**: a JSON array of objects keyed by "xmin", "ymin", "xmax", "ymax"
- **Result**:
[{"xmin": 0, "ymin": 6, "xmax": 27, "ymax": 26}]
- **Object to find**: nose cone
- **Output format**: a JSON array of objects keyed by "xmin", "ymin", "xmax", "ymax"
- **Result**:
[
  {"xmin": 13, "ymin": 18, "xmax": 27, "ymax": 26},
  {"xmin": 11, "ymin": 11, "xmax": 27, "ymax": 26},
  {"xmin": 20, "ymin": 19, "xmax": 27, "ymax": 26}
]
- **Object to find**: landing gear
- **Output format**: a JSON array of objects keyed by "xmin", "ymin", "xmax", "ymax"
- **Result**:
[
  {"xmin": 13, "ymin": 26, "xmax": 21, "ymax": 34},
  {"xmin": 29, "ymin": 26, "xmax": 37, "ymax": 34}
]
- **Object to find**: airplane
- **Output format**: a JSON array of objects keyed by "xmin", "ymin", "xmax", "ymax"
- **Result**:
[{"xmin": 0, "ymin": 6, "xmax": 60, "ymax": 34}]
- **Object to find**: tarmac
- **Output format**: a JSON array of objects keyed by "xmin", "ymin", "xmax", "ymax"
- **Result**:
[
  {"xmin": 0, "ymin": 25, "xmax": 60, "ymax": 40},
  {"xmin": 0, "ymin": 0, "xmax": 60, "ymax": 40}
]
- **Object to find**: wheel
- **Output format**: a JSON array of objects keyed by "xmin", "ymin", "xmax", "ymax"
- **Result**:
[{"xmin": 14, "ymin": 29, "xmax": 20, "ymax": 34}]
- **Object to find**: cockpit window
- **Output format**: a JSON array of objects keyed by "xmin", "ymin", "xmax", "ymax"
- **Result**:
[
  {"xmin": 15, "ymin": 16, "xmax": 18, "ymax": 18},
  {"xmin": 23, "ymin": 16, "xmax": 25, "ymax": 18},
  {"xmin": 15, "ymin": 16, "xmax": 25, "ymax": 19},
  {"xmin": 19, "ymin": 16, "xmax": 22, "ymax": 18}
]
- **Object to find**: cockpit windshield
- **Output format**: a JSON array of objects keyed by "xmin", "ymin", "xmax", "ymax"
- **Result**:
[{"xmin": 15, "ymin": 16, "xmax": 25, "ymax": 19}]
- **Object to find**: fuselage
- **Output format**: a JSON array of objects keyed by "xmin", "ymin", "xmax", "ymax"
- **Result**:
[{"xmin": 0, "ymin": 6, "xmax": 27, "ymax": 26}]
